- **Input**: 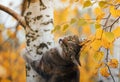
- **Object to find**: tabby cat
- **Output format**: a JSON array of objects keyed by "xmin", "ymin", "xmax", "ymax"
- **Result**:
[{"xmin": 24, "ymin": 35, "xmax": 82, "ymax": 82}]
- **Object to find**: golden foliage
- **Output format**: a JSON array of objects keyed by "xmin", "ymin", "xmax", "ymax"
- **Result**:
[
  {"xmin": 0, "ymin": 25, "xmax": 26, "ymax": 82},
  {"xmin": 110, "ymin": 6, "xmax": 120, "ymax": 18},
  {"xmin": 100, "ymin": 67, "xmax": 110, "ymax": 77},
  {"xmin": 112, "ymin": 26, "xmax": 120, "ymax": 38},
  {"xmin": 108, "ymin": 59, "xmax": 119, "ymax": 68}
]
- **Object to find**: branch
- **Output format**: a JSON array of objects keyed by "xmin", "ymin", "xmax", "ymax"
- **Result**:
[
  {"xmin": 104, "ymin": 17, "xmax": 120, "ymax": 31},
  {"xmin": 105, "ymin": 63, "xmax": 115, "ymax": 82},
  {"xmin": 0, "ymin": 4, "xmax": 26, "ymax": 28}
]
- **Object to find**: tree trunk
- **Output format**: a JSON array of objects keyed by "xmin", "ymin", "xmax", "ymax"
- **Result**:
[{"xmin": 23, "ymin": 0, "xmax": 54, "ymax": 82}]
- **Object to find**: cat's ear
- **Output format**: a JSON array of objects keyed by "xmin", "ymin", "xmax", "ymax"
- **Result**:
[{"xmin": 59, "ymin": 39, "xmax": 63, "ymax": 44}]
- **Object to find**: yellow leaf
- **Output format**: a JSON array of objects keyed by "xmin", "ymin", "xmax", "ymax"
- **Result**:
[
  {"xmin": 99, "ymin": 1, "xmax": 107, "ymax": 8},
  {"xmin": 52, "ymin": 25, "xmax": 61, "ymax": 33},
  {"xmin": 95, "ymin": 28, "xmax": 103, "ymax": 39},
  {"xmin": 7, "ymin": 29, "xmax": 16, "ymax": 38},
  {"xmin": 82, "ymin": 25, "xmax": 91, "ymax": 36},
  {"xmin": 78, "ymin": 19, "xmax": 87, "ymax": 26},
  {"xmin": 90, "ymin": 40, "xmax": 101, "ymax": 51},
  {"xmin": 1, "ymin": 79, "xmax": 11, "ymax": 82},
  {"xmin": 62, "ymin": 24, "xmax": 69, "ymax": 31},
  {"xmin": 70, "ymin": 18, "xmax": 77, "ymax": 24},
  {"xmin": 95, "ymin": 23, "xmax": 101, "ymax": 29},
  {"xmin": 104, "ymin": 32, "xmax": 114, "ymax": 43},
  {"xmin": 115, "ymin": 0, "xmax": 120, "ymax": 3},
  {"xmin": 0, "ymin": 24, "xmax": 4, "ymax": 31},
  {"xmin": 94, "ymin": 7, "xmax": 105, "ymax": 22},
  {"xmin": 110, "ymin": 6, "xmax": 120, "ymax": 18},
  {"xmin": 110, "ymin": 44, "xmax": 113, "ymax": 55},
  {"xmin": 54, "ymin": 7, "xmax": 70, "ymax": 25},
  {"xmin": 100, "ymin": 67, "xmax": 110, "ymax": 77},
  {"xmin": 17, "ymin": 25, "xmax": 23, "ymax": 31},
  {"xmin": 94, "ymin": 52, "xmax": 104, "ymax": 62},
  {"xmin": 95, "ymin": 62, "xmax": 104, "ymax": 69},
  {"xmin": 0, "ymin": 65, "xmax": 7, "ymax": 78},
  {"xmin": 108, "ymin": 59, "xmax": 118, "ymax": 68},
  {"xmin": 112, "ymin": 26, "xmax": 120, "ymax": 38},
  {"xmin": 101, "ymin": 38, "xmax": 110, "ymax": 49},
  {"xmin": 83, "ymin": 0, "xmax": 92, "ymax": 8}
]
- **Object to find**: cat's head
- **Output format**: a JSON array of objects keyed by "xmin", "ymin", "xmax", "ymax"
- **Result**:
[{"xmin": 59, "ymin": 35, "xmax": 82, "ymax": 66}]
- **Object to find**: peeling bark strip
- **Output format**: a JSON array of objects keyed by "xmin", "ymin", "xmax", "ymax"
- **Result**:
[
  {"xmin": 23, "ymin": 0, "xmax": 54, "ymax": 82},
  {"xmin": 0, "ymin": 4, "xmax": 26, "ymax": 28}
]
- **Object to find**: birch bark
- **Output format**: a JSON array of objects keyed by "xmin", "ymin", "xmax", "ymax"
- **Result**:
[{"xmin": 23, "ymin": 0, "xmax": 55, "ymax": 82}]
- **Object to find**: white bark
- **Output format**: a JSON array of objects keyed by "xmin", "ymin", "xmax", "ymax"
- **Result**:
[{"xmin": 23, "ymin": 0, "xmax": 55, "ymax": 82}]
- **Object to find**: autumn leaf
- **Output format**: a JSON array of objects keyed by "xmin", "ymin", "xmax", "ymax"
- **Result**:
[
  {"xmin": 99, "ymin": 1, "xmax": 107, "ymax": 8},
  {"xmin": 1, "ymin": 79, "xmax": 11, "ymax": 82},
  {"xmin": 100, "ymin": 67, "xmax": 110, "ymax": 77},
  {"xmin": 95, "ymin": 23, "xmax": 101, "ymax": 29},
  {"xmin": 78, "ymin": 19, "xmax": 87, "ymax": 26},
  {"xmin": 104, "ymin": 32, "xmax": 114, "ymax": 43},
  {"xmin": 95, "ymin": 62, "xmax": 104, "ymax": 69},
  {"xmin": 70, "ymin": 18, "xmax": 77, "ymax": 24},
  {"xmin": 83, "ymin": 0, "xmax": 92, "ymax": 8},
  {"xmin": 0, "ymin": 24, "xmax": 4, "ymax": 31},
  {"xmin": 94, "ymin": 7, "xmax": 105, "ymax": 22},
  {"xmin": 115, "ymin": 0, "xmax": 120, "ymax": 3},
  {"xmin": 110, "ymin": 6, "xmax": 120, "ymax": 18},
  {"xmin": 95, "ymin": 28, "xmax": 103, "ymax": 39},
  {"xmin": 82, "ymin": 25, "xmax": 91, "ymax": 36},
  {"xmin": 7, "ymin": 29, "xmax": 16, "ymax": 38},
  {"xmin": 52, "ymin": 25, "xmax": 61, "ymax": 33},
  {"xmin": 94, "ymin": 52, "xmax": 104, "ymax": 62},
  {"xmin": 90, "ymin": 40, "xmax": 101, "ymax": 51},
  {"xmin": 112, "ymin": 26, "xmax": 120, "ymax": 38},
  {"xmin": 108, "ymin": 59, "xmax": 118, "ymax": 68},
  {"xmin": 62, "ymin": 24, "xmax": 69, "ymax": 31},
  {"xmin": 0, "ymin": 65, "xmax": 7, "ymax": 78}
]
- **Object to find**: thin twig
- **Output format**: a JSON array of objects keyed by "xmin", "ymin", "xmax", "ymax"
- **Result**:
[
  {"xmin": 105, "ymin": 63, "xmax": 115, "ymax": 82},
  {"xmin": 104, "ymin": 17, "xmax": 120, "ymax": 31},
  {"xmin": 105, "ymin": 49, "xmax": 115, "ymax": 82},
  {"xmin": 104, "ymin": 14, "xmax": 111, "ymax": 27},
  {"xmin": 105, "ymin": 49, "xmax": 109, "ymax": 62},
  {"xmin": 0, "ymin": 4, "xmax": 26, "ymax": 28},
  {"xmin": 109, "ymin": 17, "xmax": 120, "ymax": 31}
]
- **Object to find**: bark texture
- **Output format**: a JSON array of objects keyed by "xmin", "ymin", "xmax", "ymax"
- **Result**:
[{"xmin": 23, "ymin": 0, "xmax": 55, "ymax": 82}]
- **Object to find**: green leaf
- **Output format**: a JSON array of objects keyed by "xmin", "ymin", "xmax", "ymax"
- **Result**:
[
  {"xmin": 104, "ymin": 32, "xmax": 114, "ymax": 42},
  {"xmin": 70, "ymin": 18, "xmax": 77, "ymax": 24},
  {"xmin": 62, "ymin": 24, "xmax": 69, "ymax": 31},
  {"xmin": 52, "ymin": 25, "xmax": 61, "ymax": 33},
  {"xmin": 95, "ymin": 23, "xmax": 101, "ymax": 29},
  {"xmin": 83, "ymin": 0, "xmax": 92, "ymax": 8},
  {"xmin": 99, "ymin": 1, "xmax": 107, "ymax": 8},
  {"xmin": 78, "ymin": 19, "xmax": 87, "ymax": 26}
]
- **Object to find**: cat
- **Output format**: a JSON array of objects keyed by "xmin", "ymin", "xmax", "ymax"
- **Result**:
[{"xmin": 24, "ymin": 35, "xmax": 82, "ymax": 82}]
